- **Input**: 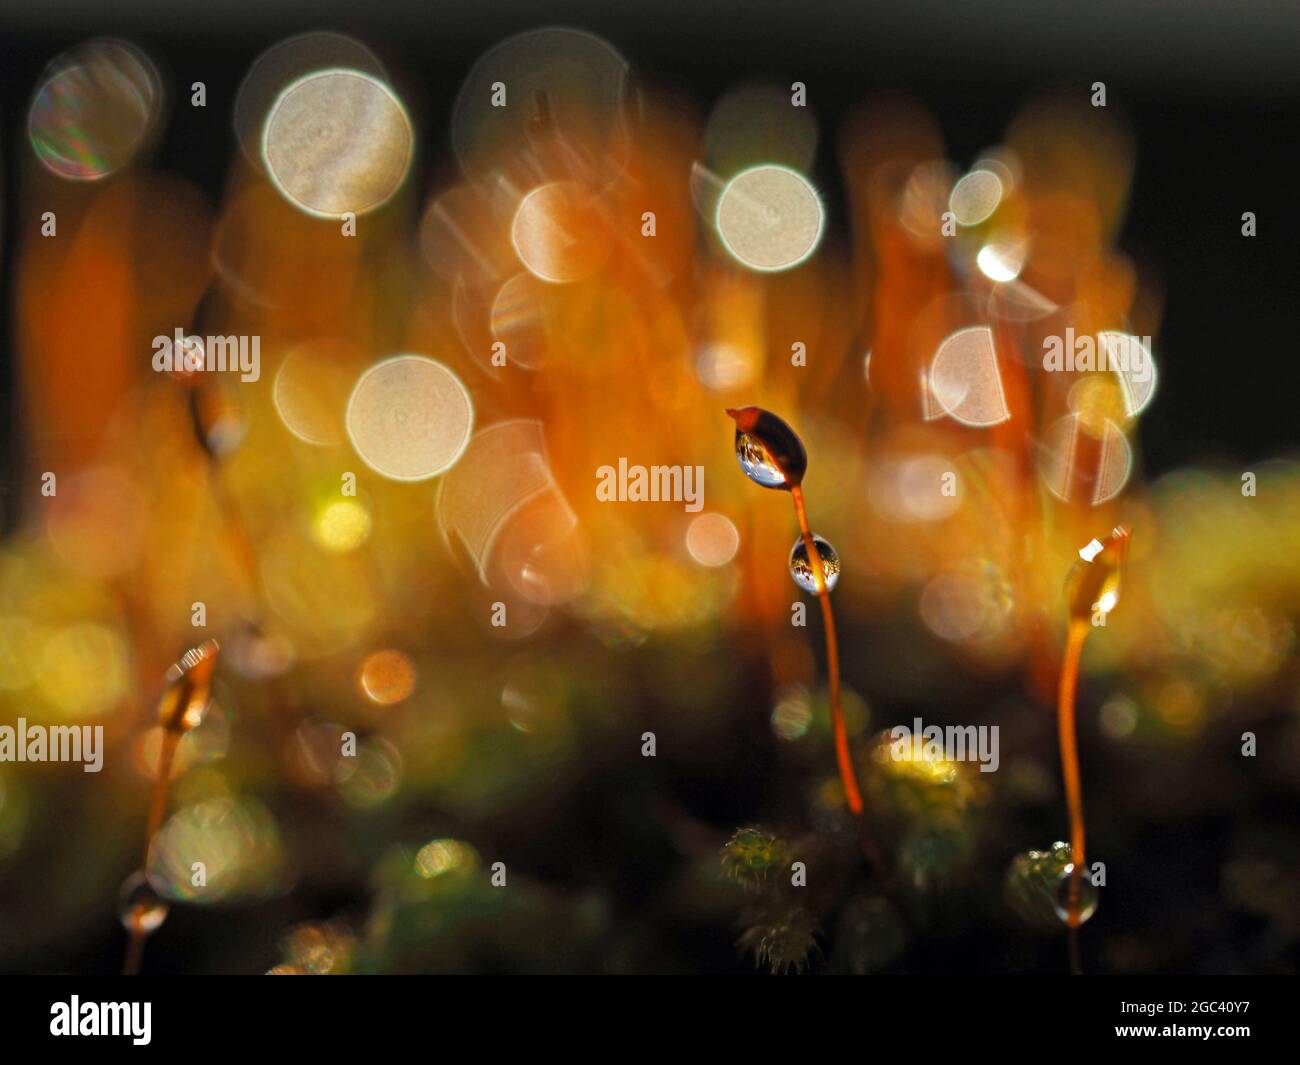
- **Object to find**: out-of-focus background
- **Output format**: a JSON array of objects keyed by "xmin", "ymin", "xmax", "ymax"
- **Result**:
[{"xmin": 1, "ymin": 0, "xmax": 1298, "ymax": 974}]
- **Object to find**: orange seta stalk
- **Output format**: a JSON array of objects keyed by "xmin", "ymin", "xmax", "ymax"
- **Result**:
[
  {"xmin": 1057, "ymin": 621, "xmax": 1089, "ymax": 878},
  {"xmin": 726, "ymin": 406, "xmax": 886, "ymax": 879},
  {"xmin": 1057, "ymin": 617, "xmax": 1089, "ymax": 974},
  {"xmin": 122, "ymin": 641, "xmax": 219, "ymax": 975},
  {"xmin": 1056, "ymin": 525, "xmax": 1128, "ymax": 974},
  {"xmin": 790, "ymin": 484, "xmax": 883, "ymax": 873},
  {"xmin": 123, "ymin": 731, "xmax": 178, "ymax": 975},
  {"xmin": 122, "ymin": 924, "xmax": 148, "ymax": 978}
]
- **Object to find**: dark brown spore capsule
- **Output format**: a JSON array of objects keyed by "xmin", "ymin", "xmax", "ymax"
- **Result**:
[{"xmin": 726, "ymin": 406, "xmax": 807, "ymax": 489}]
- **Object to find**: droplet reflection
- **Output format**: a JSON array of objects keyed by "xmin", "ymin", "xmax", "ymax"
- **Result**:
[
  {"xmin": 789, "ymin": 535, "xmax": 840, "ymax": 593},
  {"xmin": 1053, "ymin": 864, "xmax": 1099, "ymax": 926}
]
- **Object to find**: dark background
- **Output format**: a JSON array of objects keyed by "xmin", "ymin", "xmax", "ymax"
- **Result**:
[{"xmin": 2, "ymin": 0, "xmax": 1298, "ymax": 481}]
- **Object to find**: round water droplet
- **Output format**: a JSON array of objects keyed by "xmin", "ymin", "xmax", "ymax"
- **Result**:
[
  {"xmin": 117, "ymin": 871, "xmax": 168, "ymax": 934},
  {"xmin": 789, "ymin": 535, "xmax": 839, "ymax": 593},
  {"xmin": 1052, "ymin": 864, "xmax": 1099, "ymax": 926}
]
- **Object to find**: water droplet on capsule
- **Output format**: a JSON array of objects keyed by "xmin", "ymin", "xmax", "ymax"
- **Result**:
[
  {"xmin": 789, "ymin": 535, "xmax": 839, "ymax": 593},
  {"xmin": 1052, "ymin": 864, "xmax": 1099, "ymax": 926},
  {"xmin": 726, "ymin": 406, "xmax": 807, "ymax": 489},
  {"xmin": 117, "ymin": 871, "xmax": 169, "ymax": 934},
  {"xmin": 736, "ymin": 433, "xmax": 786, "ymax": 487}
]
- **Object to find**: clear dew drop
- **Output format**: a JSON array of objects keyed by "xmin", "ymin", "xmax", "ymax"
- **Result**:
[
  {"xmin": 117, "ymin": 871, "xmax": 169, "ymax": 935},
  {"xmin": 1052, "ymin": 864, "xmax": 1099, "ymax": 926},
  {"xmin": 735, "ymin": 431, "xmax": 789, "ymax": 488},
  {"xmin": 789, "ymin": 534, "xmax": 840, "ymax": 593}
]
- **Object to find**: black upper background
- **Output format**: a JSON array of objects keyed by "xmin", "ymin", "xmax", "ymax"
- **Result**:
[{"xmin": 1, "ymin": 0, "xmax": 1296, "ymax": 495}]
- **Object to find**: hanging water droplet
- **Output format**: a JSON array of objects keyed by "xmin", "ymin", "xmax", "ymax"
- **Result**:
[
  {"xmin": 726, "ymin": 406, "xmax": 807, "ymax": 489},
  {"xmin": 1052, "ymin": 863, "xmax": 1099, "ymax": 926},
  {"xmin": 789, "ymin": 534, "xmax": 839, "ymax": 593},
  {"xmin": 117, "ymin": 871, "xmax": 169, "ymax": 934},
  {"xmin": 157, "ymin": 639, "xmax": 220, "ymax": 733},
  {"xmin": 1005, "ymin": 842, "xmax": 1093, "ymax": 930}
]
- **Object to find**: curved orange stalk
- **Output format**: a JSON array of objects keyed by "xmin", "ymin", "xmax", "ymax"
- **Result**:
[
  {"xmin": 1056, "ymin": 526, "xmax": 1128, "ymax": 973},
  {"xmin": 123, "ymin": 640, "xmax": 218, "ymax": 975},
  {"xmin": 1057, "ymin": 621, "xmax": 1089, "ymax": 879},
  {"xmin": 122, "ymin": 924, "xmax": 148, "ymax": 977},
  {"xmin": 726, "ymin": 406, "xmax": 885, "ymax": 877},
  {"xmin": 1057, "ymin": 618, "xmax": 1089, "ymax": 973},
  {"xmin": 790, "ymin": 485, "xmax": 883, "ymax": 873},
  {"xmin": 123, "ymin": 731, "xmax": 179, "ymax": 975}
]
